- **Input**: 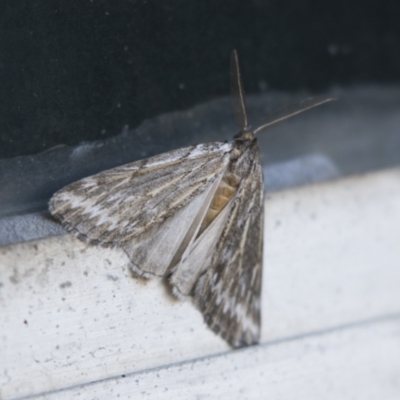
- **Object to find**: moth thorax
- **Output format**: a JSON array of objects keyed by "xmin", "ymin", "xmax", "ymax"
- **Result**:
[{"xmin": 198, "ymin": 172, "xmax": 240, "ymax": 236}]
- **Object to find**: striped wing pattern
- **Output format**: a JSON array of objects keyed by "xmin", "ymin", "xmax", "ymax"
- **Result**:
[
  {"xmin": 50, "ymin": 142, "xmax": 232, "ymax": 247},
  {"xmin": 193, "ymin": 140, "xmax": 263, "ymax": 347}
]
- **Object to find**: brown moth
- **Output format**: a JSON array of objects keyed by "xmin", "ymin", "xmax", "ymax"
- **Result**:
[{"xmin": 49, "ymin": 51, "xmax": 333, "ymax": 348}]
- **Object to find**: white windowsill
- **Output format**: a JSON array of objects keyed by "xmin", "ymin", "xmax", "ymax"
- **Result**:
[{"xmin": 1, "ymin": 166, "xmax": 400, "ymax": 399}]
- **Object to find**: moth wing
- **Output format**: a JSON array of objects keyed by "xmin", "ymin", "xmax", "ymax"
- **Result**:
[
  {"xmin": 50, "ymin": 142, "xmax": 232, "ymax": 276},
  {"xmin": 123, "ymin": 171, "xmax": 225, "ymax": 278},
  {"xmin": 170, "ymin": 195, "xmax": 233, "ymax": 297},
  {"xmin": 191, "ymin": 143, "xmax": 263, "ymax": 348}
]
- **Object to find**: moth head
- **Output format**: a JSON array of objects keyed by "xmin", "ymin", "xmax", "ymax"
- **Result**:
[{"xmin": 233, "ymin": 130, "xmax": 256, "ymax": 142}]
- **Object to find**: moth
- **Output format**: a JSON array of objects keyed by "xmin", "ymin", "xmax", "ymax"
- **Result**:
[{"xmin": 49, "ymin": 51, "xmax": 332, "ymax": 348}]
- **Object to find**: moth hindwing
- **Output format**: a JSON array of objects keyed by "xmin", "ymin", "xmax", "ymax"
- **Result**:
[{"xmin": 50, "ymin": 50, "xmax": 333, "ymax": 348}]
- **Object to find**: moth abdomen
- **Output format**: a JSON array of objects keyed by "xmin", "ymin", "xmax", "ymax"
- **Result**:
[{"xmin": 198, "ymin": 172, "xmax": 240, "ymax": 236}]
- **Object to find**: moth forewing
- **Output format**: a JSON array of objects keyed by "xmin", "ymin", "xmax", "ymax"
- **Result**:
[
  {"xmin": 192, "ymin": 139, "xmax": 263, "ymax": 347},
  {"xmin": 49, "ymin": 142, "xmax": 232, "ymax": 248}
]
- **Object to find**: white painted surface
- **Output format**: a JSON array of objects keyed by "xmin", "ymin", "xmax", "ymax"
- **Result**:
[
  {"xmin": 1, "ymin": 167, "xmax": 400, "ymax": 399},
  {"xmin": 37, "ymin": 319, "xmax": 400, "ymax": 400}
]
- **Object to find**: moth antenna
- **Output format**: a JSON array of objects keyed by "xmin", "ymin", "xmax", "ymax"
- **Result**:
[
  {"xmin": 230, "ymin": 49, "xmax": 249, "ymax": 131},
  {"xmin": 253, "ymin": 96, "xmax": 336, "ymax": 134}
]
